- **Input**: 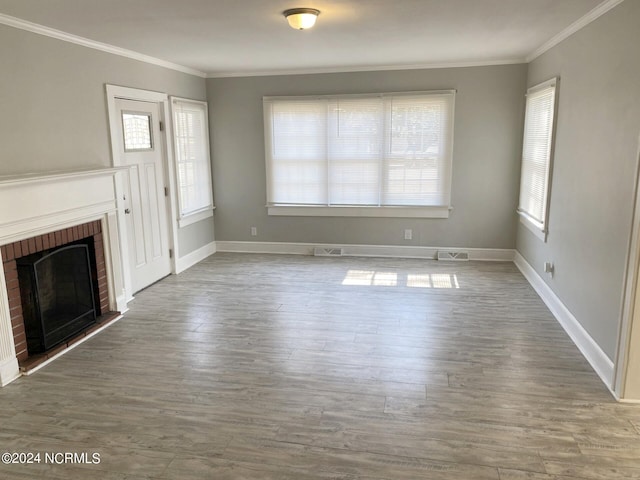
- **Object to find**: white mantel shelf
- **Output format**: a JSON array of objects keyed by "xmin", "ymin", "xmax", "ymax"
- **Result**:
[
  {"xmin": 0, "ymin": 166, "xmax": 129, "ymax": 186},
  {"xmin": 0, "ymin": 167, "xmax": 127, "ymax": 386}
]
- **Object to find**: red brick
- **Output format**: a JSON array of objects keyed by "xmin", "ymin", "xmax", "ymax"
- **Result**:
[
  {"xmin": 8, "ymin": 306, "xmax": 21, "ymax": 319},
  {"xmin": 16, "ymin": 349, "xmax": 28, "ymax": 362},
  {"xmin": 0, "ymin": 245, "xmax": 6, "ymax": 261},
  {"xmin": 8, "ymin": 286, "xmax": 21, "ymax": 301},
  {"xmin": 88, "ymin": 223, "xmax": 94, "ymax": 236},
  {"xmin": 11, "ymin": 315, "xmax": 24, "ymax": 329},
  {"xmin": 27, "ymin": 237, "xmax": 36, "ymax": 254},
  {"xmin": 48, "ymin": 233, "xmax": 55, "ymax": 248},
  {"xmin": 35, "ymin": 235, "xmax": 43, "ymax": 252},
  {"xmin": 6, "ymin": 278, "xmax": 19, "ymax": 291},
  {"xmin": 96, "ymin": 220, "xmax": 102, "ymax": 233},
  {"xmin": 4, "ymin": 264, "xmax": 17, "ymax": 279},
  {"xmin": 4, "ymin": 267, "xmax": 17, "ymax": 282},
  {"xmin": 54, "ymin": 231, "xmax": 62, "ymax": 247},
  {"xmin": 9, "ymin": 292, "xmax": 21, "ymax": 306},
  {"xmin": 67, "ymin": 333, "xmax": 89, "ymax": 348},
  {"xmin": 9, "ymin": 301, "xmax": 23, "ymax": 314},
  {"xmin": 61, "ymin": 229, "xmax": 68, "ymax": 245},
  {"xmin": 42, "ymin": 235, "xmax": 50, "ymax": 250},
  {"xmin": 45, "ymin": 344, "xmax": 67, "ymax": 359},
  {"xmin": 6, "ymin": 243, "xmax": 15, "ymax": 261},
  {"xmin": 21, "ymin": 239, "xmax": 29, "ymax": 255},
  {"xmin": 12, "ymin": 331, "xmax": 26, "ymax": 345}
]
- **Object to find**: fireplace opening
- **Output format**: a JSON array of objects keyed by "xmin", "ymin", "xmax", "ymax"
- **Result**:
[{"xmin": 17, "ymin": 243, "xmax": 97, "ymax": 354}]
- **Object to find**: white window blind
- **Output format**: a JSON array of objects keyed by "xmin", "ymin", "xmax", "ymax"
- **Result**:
[
  {"xmin": 171, "ymin": 98, "xmax": 214, "ymax": 223},
  {"xmin": 264, "ymin": 91, "xmax": 455, "ymax": 211},
  {"xmin": 518, "ymin": 79, "xmax": 558, "ymax": 235}
]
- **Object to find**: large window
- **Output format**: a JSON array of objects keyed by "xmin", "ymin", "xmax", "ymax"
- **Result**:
[
  {"xmin": 263, "ymin": 91, "xmax": 455, "ymax": 218},
  {"xmin": 171, "ymin": 97, "xmax": 214, "ymax": 227},
  {"xmin": 518, "ymin": 78, "xmax": 558, "ymax": 241}
]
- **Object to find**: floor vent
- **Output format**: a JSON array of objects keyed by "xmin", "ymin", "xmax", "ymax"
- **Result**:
[
  {"xmin": 437, "ymin": 251, "xmax": 469, "ymax": 261},
  {"xmin": 314, "ymin": 247, "xmax": 344, "ymax": 257}
]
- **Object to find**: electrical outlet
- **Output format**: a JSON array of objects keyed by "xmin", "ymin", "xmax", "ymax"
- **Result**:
[
  {"xmin": 544, "ymin": 262, "xmax": 554, "ymax": 277},
  {"xmin": 404, "ymin": 229, "xmax": 412, "ymax": 240},
  {"xmin": 250, "ymin": 227, "xmax": 257, "ymax": 236}
]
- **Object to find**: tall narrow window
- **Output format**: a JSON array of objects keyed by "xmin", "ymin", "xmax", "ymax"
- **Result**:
[
  {"xmin": 171, "ymin": 98, "xmax": 214, "ymax": 227},
  {"xmin": 264, "ymin": 91, "xmax": 455, "ymax": 218},
  {"xmin": 518, "ymin": 78, "xmax": 558, "ymax": 241}
]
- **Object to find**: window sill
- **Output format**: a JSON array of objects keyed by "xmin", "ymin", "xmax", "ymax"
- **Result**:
[
  {"xmin": 178, "ymin": 207, "xmax": 214, "ymax": 228},
  {"xmin": 267, "ymin": 205, "xmax": 451, "ymax": 218},
  {"xmin": 518, "ymin": 212, "xmax": 547, "ymax": 242}
]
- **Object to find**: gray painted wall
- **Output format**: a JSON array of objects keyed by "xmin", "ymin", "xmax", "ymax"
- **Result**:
[
  {"xmin": 0, "ymin": 24, "xmax": 214, "ymax": 257},
  {"xmin": 517, "ymin": 0, "xmax": 640, "ymax": 360},
  {"xmin": 207, "ymin": 64, "xmax": 527, "ymax": 248}
]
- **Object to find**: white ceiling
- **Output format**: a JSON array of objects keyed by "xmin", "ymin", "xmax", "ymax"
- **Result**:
[{"xmin": 0, "ymin": 0, "xmax": 611, "ymax": 77}]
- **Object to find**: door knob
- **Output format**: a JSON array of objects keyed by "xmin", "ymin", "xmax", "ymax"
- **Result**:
[{"xmin": 124, "ymin": 208, "xmax": 131, "ymax": 214}]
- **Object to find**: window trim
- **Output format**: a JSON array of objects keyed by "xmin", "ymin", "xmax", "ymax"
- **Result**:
[
  {"xmin": 263, "ymin": 90, "xmax": 456, "ymax": 218},
  {"xmin": 267, "ymin": 205, "xmax": 451, "ymax": 218},
  {"xmin": 170, "ymin": 96, "xmax": 215, "ymax": 228},
  {"xmin": 517, "ymin": 77, "xmax": 559, "ymax": 242}
]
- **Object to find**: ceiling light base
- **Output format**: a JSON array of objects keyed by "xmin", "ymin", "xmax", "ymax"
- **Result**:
[{"xmin": 283, "ymin": 8, "xmax": 320, "ymax": 30}]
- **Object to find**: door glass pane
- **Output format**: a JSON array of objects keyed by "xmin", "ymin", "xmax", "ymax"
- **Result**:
[{"xmin": 122, "ymin": 112, "xmax": 153, "ymax": 151}]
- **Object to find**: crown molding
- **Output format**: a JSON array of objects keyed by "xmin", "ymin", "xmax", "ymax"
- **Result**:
[
  {"xmin": 526, "ymin": 0, "xmax": 625, "ymax": 63},
  {"xmin": 0, "ymin": 0, "xmax": 624, "ymax": 81},
  {"xmin": 0, "ymin": 13, "xmax": 206, "ymax": 78},
  {"xmin": 205, "ymin": 58, "xmax": 526, "ymax": 79}
]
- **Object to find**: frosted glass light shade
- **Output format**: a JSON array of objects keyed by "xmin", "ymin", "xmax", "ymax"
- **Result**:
[{"xmin": 284, "ymin": 8, "xmax": 320, "ymax": 30}]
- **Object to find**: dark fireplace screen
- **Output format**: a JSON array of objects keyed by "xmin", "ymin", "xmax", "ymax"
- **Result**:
[{"xmin": 18, "ymin": 244, "xmax": 97, "ymax": 354}]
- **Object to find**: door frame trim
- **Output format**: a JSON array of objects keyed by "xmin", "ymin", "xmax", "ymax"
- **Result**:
[
  {"xmin": 105, "ymin": 84, "xmax": 180, "ymax": 303},
  {"xmin": 615, "ymin": 133, "xmax": 640, "ymax": 400}
]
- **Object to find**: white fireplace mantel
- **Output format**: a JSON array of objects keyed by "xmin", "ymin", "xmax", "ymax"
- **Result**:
[{"xmin": 0, "ymin": 167, "xmax": 127, "ymax": 386}]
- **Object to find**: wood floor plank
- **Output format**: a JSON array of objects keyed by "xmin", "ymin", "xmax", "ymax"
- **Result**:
[{"xmin": 1, "ymin": 253, "xmax": 639, "ymax": 479}]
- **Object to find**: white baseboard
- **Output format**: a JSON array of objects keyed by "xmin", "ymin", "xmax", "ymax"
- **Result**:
[
  {"xmin": 215, "ymin": 241, "xmax": 515, "ymax": 262},
  {"xmin": 514, "ymin": 252, "xmax": 615, "ymax": 391},
  {"xmin": 175, "ymin": 241, "xmax": 217, "ymax": 274}
]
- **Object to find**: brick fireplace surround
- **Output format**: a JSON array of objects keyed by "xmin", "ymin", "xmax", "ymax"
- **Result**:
[
  {"xmin": 1, "ymin": 220, "xmax": 110, "ymax": 364},
  {"xmin": 0, "ymin": 168, "xmax": 127, "ymax": 386}
]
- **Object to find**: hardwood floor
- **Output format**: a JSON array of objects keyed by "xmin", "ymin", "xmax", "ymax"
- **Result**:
[{"xmin": 1, "ymin": 252, "xmax": 639, "ymax": 479}]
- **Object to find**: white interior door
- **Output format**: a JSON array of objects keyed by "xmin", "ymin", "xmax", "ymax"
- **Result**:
[{"xmin": 114, "ymin": 98, "xmax": 172, "ymax": 294}]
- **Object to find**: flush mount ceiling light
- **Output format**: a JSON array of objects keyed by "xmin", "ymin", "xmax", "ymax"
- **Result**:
[{"xmin": 283, "ymin": 8, "xmax": 320, "ymax": 30}]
